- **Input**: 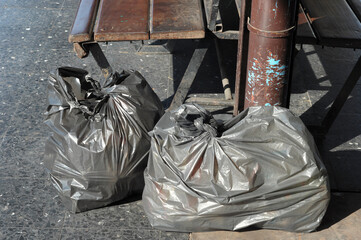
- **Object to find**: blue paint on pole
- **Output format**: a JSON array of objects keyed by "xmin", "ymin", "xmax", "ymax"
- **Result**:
[
  {"xmin": 268, "ymin": 58, "xmax": 280, "ymax": 66},
  {"xmin": 246, "ymin": 53, "xmax": 288, "ymax": 106},
  {"xmin": 265, "ymin": 103, "xmax": 271, "ymax": 106},
  {"xmin": 266, "ymin": 78, "xmax": 271, "ymax": 86},
  {"xmin": 273, "ymin": 1, "xmax": 278, "ymax": 18}
]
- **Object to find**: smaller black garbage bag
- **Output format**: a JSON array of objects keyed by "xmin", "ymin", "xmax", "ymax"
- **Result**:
[
  {"xmin": 142, "ymin": 104, "xmax": 330, "ymax": 232},
  {"xmin": 44, "ymin": 67, "xmax": 164, "ymax": 213}
]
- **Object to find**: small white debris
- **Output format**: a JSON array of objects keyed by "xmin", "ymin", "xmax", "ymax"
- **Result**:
[
  {"xmin": 26, "ymin": 28, "xmax": 31, "ymax": 31},
  {"xmin": 39, "ymin": 44, "xmax": 42, "ymax": 47},
  {"xmin": 11, "ymin": 212, "xmax": 15, "ymax": 216},
  {"xmin": 98, "ymin": 220, "xmax": 105, "ymax": 225},
  {"xmin": 64, "ymin": 30, "xmax": 68, "ymax": 32},
  {"xmin": 44, "ymin": 213, "xmax": 49, "ymax": 217},
  {"xmin": 58, "ymin": 219, "xmax": 62, "ymax": 222},
  {"xmin": 21, "ymin": 37, "xmax": 24, "ymax": 39},
  {"xmin": 140, "ymin": 59, "xmax": 143, "ymax": 62},
  {"xmin": 44, "ymin": 60, "xmax": 48, "ymax": 62},
  {"xmin": 11, "ymin": 56, "xmax": 16, "ymax": 60},
  {"xmin": 48, "ymin": 36, "xmax": 53, "ymax": 39}
]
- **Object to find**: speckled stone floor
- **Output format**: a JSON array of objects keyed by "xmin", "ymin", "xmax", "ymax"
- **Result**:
[{"xmin": 0, "ymin": 0, "xmax": 360, "ymax": 240}]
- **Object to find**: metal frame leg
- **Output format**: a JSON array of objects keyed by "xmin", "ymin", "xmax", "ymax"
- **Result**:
[
  {"xmin": 321, "ymin": 55, "xmax": 361, "ymax": 134},
  {"xmin": 85, "ymin": 43, "xmax": 113, "ymax": 79},
  {"xmin": 169, "ymin": 39, "xmax": 211, "ymax": 110},
  {"xmin": 233, "ymin": 0, "xmax": 251, "ymax": 115}
]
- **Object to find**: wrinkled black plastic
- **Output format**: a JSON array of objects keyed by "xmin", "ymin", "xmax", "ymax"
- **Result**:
[
  {"xmin": 142, "ymin": 104, "xmax": 330, "ymax": 232},
  {"xmin": 44, "ymin": 67, "xmax": 164, "ymax": 213}
]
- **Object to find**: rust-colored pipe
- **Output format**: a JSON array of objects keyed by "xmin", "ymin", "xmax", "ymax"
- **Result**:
[{"xmin": 244, "ymin": 0, "xmax": 298, "ymax": 108}]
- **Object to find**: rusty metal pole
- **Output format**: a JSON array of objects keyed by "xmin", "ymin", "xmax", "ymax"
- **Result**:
[{"xmin": 244, "ymin": 0, "xmax": 298, "ymax": 108}]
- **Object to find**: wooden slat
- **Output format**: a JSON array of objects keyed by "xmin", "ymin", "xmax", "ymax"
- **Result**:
[
  {"xmin": 301, "ymin": 0, "xmax": 361, "ymax": 48},
  {"xmin": 94, "ymin": 0, "xmax": 149, "ymax": 41},
  {"xmin": 69, "ymin": 0, "xmax": 99, "ymax": 43},
  {"xmin": 296, "ymin": 4, "xmax": 317, "ymax": 44},
  {"xmin": 347, "ymin": 0, "xmax": 361, "ymax": 22},
  {"xmin": 150, "ymin": 0, "xmax": 205, "ymax": 39}
]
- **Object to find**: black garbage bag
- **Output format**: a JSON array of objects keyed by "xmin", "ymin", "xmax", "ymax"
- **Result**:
[
  {"xmin": 142, "ymin": 104, "xmax": 329, "ymax": 232},
  {"xmin": 44, "ymin": 67, "xmax": 164, "ymax": 213}
]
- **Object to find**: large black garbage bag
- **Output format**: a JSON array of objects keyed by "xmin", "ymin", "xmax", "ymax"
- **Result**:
[
  {"xmin": 142, "ymin": 104, "xmax": 329, "ymax": 232},
  {"xmin": 44, "ymin": 67, "xmax": 164, "ymax": 213}
]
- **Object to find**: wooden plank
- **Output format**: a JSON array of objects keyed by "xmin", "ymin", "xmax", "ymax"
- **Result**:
[
  {"xmin": 186, "ymin": 96, "xmax": 234, "ymax": 106},
  {"xmin": 69, "ymin": 0, "xmax": 99, "ymax": 43},
  {"xmin": 347, "ymin": 0, "xmax": 361, "ymax": 22},
  {"xmin": 150, "ymin": 0, "xmax": 205, "ymax": 39},
  {"xmin": 296, "ymin": 4, "xmax": 317, "ymax": 44},
  {"xmin": 94, "ymin": 0, "xmax": 149, "ymax": 41},
  {"xmin": 301, "ymin": 0, "xmax": 361, "ymax": 48}
]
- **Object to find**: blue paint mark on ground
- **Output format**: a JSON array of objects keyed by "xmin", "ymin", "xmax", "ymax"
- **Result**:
[{"xmin": 265, "ymin": 103, "xmax": 271, "ymax": 106}]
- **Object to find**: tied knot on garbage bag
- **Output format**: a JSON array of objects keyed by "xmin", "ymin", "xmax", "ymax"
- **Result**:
[
  {"xmin": 47, "ymin": 68, "xmax": 132, "ymax": 121},
  {"xmin": 44, "ymin": 67, "xmax": 164, "ymax": 213},
  {"xmin": 142, "ymin": 103, "xmax": 330, "ymax": 233},
  {"xmin": 172, "ymin": 104, "xmax": 220, "ymax": 137}
]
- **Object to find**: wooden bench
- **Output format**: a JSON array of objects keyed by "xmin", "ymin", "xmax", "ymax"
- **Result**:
[
  {"xmin": 69, "ymin": 0, "xmax": 205, "ymax": 45},
  {"xmin": 69, "ymin": 0, "xmax": 213, "ymax": 109},
  {"xmin": 69, "ymin": 0, "xmax": 361, "ymax": 136}
]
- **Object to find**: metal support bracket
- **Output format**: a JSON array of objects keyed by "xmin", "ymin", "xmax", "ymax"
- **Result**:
[
  {"xmin": 321, "ymin": 55, "xmax": 361, "ymax": 134},
  {"xmin": 84, "ymin": 43, "xmax": 113, "ymax": 79}
]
